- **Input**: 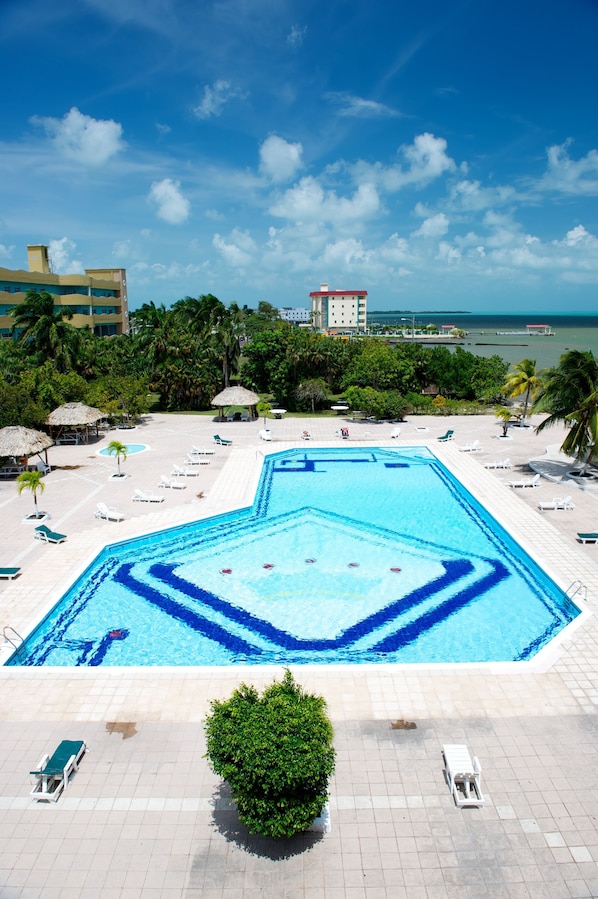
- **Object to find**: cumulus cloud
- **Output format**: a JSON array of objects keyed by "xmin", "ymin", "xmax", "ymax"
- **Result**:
[
  {"xmin": 31, "ymin": 107, "xmax": 125, "ymax": 166},
  {"xmin": 269, "ymin": 177, "xmax": 380, "ymax": 224},
  {"xmin": 259, "ymin": 135, "xmax": 303, "ymax": 183},
  {"xmin": 46, "ymin": 237, "xmax": 84, "ymax": 273},
  {"xmin": 540, "ymin": 140, "xmax": 598, "ymax": 195},
  {"xmin": 560, "ymin": 224, "xmax": 597, "ymax": 246},
  {"xmin": 412, "ymin": 213, "xmax": 449, "ymax": 238},
  {"xmin": 193, "ymin": 80, "xmax": 238, "ymax": 119},
  {"xmin": 0, "ymin": 243, "xmax": 14, "ymax": 260},
  {"xmin": 213, "ymin": 228, "xmax": 257, "ymax": 269},
  {"xmin": 148, "ymin": 178, "xmax": 190, "ymax": 224},
  {"xmin": 325, "ymin": 92, "xmax": 400, "ymax": 119},
  {"xmin": 448, "ymin": 179, "xmax": 516, "ymax": 211},
  {"xmin": 352, "ymin": 133, "xmax": 456, "ymax": 191}
]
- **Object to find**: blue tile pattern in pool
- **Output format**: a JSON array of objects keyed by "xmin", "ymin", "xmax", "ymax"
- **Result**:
[{"xmin": 8, "ymin": 447, "xmax": 580, "ymax": 666}]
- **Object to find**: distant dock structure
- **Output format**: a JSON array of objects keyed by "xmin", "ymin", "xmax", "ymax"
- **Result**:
[{"xmin": 496, "ymin": 323, "xmax": 555, "ymax": 336}]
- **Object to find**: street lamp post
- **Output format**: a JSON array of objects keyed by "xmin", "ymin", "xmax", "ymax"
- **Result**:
[{"xmin": 401, "ymin": 315, "xmax": 416, "ymax": 339}]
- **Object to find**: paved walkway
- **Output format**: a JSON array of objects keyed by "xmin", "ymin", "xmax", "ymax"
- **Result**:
[{"xmin": 1, "ymin": 412, "xmax": 598, "ymax": 898}]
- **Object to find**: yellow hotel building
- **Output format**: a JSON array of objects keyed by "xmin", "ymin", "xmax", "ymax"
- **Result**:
[{"xmin": 0, "ymin": 245, "xmax": 128, "ymax": 337}]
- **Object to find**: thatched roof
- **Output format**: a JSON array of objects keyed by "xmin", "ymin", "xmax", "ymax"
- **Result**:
[
  {"xmin": 211, "ymin": 386, "xmax": 260, "ymax": 407},
  {"xmin": 0, "ymin": 426, "xmax": 54, "ymax": 457},
  {"xmin": 46, "ymin": 403, "xmax": 105, "ymax": 426}
]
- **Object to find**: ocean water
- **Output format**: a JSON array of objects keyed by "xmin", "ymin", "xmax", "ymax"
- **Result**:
[{"xmin": 368, "ymin": 313, "xmax": 598, "ymax": 370}]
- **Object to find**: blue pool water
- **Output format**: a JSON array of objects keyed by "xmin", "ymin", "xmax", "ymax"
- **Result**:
[
  {"xmin": 98, "ymin": 443, "xmax": 148, "ymax": 456},
  {"xmin": 9, "ymin": 447, "xmax": 579, "ymax": 667}
]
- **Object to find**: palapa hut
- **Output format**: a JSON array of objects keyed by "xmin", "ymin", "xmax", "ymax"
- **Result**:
[
  {"xmin": 46, "ymin": 402, "xmax": 106, "ymax": 444},
  {"xmin": 0, "ymin": 426, "xmax": 54, "ymax": 471},
  {"xmin": 211, "ymin": 386, "xmax": 259, "ymax": 422}
]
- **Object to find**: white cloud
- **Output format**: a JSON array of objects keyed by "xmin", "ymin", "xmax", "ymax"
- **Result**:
[
  {"xmin": 192, "ymin": 80, "xmax": 238, "ymax": 119},
  {"xmin": 352, "ymin": 133, "xmax": 456, "ymax": 191},
  {"xmin": 560, "ymin": 224, "xmax": 597, "ymax": 247},
  {"xmin": 269, "ymin": 177, "xmax": 380, "ymax": 224},
  {"xmin": 213, "ymin": 228, "xmax": 257, "ymax": 269},
  {"xmin": 259, "ymin": 135, "xmax": 303, "ymax": 183},
  {"xmin": 287, "ymin": 24, "xmax": 307, "ymax": 47},
  {"xmin": 412, "ymin": 213, "xmax": 449, "ymax": 238},
  {"xmin": 48, "ymin": 237, "xmax": 84, "ymax": 274},
  {"xmin": 540, "ymin": 140, "xmax": 598, "ymax": 195},
  {"xmin": 448, "ymin": 179, "xmax": 516, "ymax": 211},
  {"xmin": 0, "ymin": 243, "xmax": 14, "ymax": 260},
  {"xmin": 31, "ymin": 107, "xmax": 125, "ymax": 166},
  {"xmin": 148, "ymin": 178, "xmax": 190, "ymax": 224},
  {"xmin": 325, "ymin": 93, "xmax": 400, "ymax": 119}
]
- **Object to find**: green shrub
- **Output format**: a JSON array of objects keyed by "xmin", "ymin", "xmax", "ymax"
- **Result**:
[{"xmin": 204, "ymin": 669, "xmax": 335, "ymax": 839}]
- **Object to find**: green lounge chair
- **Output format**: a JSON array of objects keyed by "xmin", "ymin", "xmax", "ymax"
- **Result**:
[
  {"xmin": 34, "ymin": 524, "xmax": 67, "ymax": 544},
  {"xmin": 438, "ymin": 430, "xmax": 455, "ymax": 442},
  {"xmin": 0, "ymin": 567, "xmax": 21, "ymax": 579},
  {"xmin": 577, "ymin": 533, "xmax": 598, "ymax": 544},
  {"xmin": 213, "ymin": 434, "xmax": 232, "ymax": 446},
  {"xmin": 30, "ymin": 739, "xmax": 87, "ymax": 802}
]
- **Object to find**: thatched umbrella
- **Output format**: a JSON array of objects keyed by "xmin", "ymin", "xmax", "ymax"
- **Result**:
[
  {"xmin": 46, "ymin": 402, "xmax": 106, "ymax": 444},
  {"xmin": 211, "ymin": 386, "xmax": 260, "ymax": 421},
  {"xmin": 0, "ymin": 426, "xmax": 54, "ymax": 469}
]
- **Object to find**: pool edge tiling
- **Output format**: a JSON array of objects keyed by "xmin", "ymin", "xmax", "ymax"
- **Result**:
[{"xmin": 4, "ymin": 443, "xmax": 590, "ymax": 669}]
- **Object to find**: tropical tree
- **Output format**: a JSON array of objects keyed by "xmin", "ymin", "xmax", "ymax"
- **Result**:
[
  {"xmin": 534, "ymin": 350, "xmax": 598, "ymax": 470},
  {"xmin": 10, "ymin": 289, "xmax": 79, "ymax": 371},
  {"xmin": 295, "ymin": 378, "xmax": 329, "ymax": 413},
  {"xmin": 17, "ymin": 469, "xmax": 46, "ymax": 519},
  {"xmin": 503, "ymin": 358, "xmax": 542, "ymax": 423},
  {"xmin": 107, "ymin": 440, "xmax": 128, "ymax": 477},
  {"xmin": 204, "ymin": 670, "xmax": 335, "ymax": 839}
]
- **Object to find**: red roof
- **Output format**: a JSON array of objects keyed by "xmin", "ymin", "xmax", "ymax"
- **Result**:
[{"xmin": 309, "ymin": 290, "xmax": 367, "ymax": 297}]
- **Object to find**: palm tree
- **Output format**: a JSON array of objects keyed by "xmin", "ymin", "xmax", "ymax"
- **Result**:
[
  {"xmin": 107, "ymin": 440, "xmax": 128, "ymax": 477},
  {"xmin": 17, "ymin": 469, "xmax": 46, "ymax": 519},
  {"xmin": 10, "ymin": 289, "xmax": 79, "ymax": 372},
  {"xmin": 534, "ymin": 350, "xmax": 598, "ymax": 472},
  {"xmin": 502, "ymin": 358, "xmax": 542, "ymax": 424}
]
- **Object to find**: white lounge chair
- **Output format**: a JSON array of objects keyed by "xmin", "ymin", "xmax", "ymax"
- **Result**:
[
  {"xmin": 459, "ymin": 440, "xmax": 482, "ymax": 453},
  {"xmin": 508, "ymin": 473, "xmax": 541, "ymax": 488},
  {"xmin": 484, "ymin": 458, "xmax": 512, "ymax": 469},
  {"xmin": 537, "ymin": 495, "xmax": 575, "ymax": 511},
  {"xmin": 259, "ymin": 429, "xmax": 272, "ymax": 442},
  {"xmin": 184, "ymin": 454, "xmax": 211, "ymax": 466},
  {"xmin": 95, "ymin": 502, "xmax": 125, "ymax": 522},
  {"xmin": 441, "ymin": 743, "xmax": 484, "ymax": 808},
  {"xmin": 132, "ymin": 489, "xmax": 164, "ymax": 503},
  {"xmin": 190, "ymin": 445, "xmax": 215, "ymax": 455},
  {"xmin": 390, "ymin": 427, "xmax": 401, "ymax": 438},
  {"xmin": 159, "ymin": 475, "xmax": 187, "ymax": 490},
  {"xmin": 171, "ymin": 464, "xmax": 201, "ymax": 477},
  {"xmin": 30, "ymin": 740, "xmax": 86, "ymax": 803}
]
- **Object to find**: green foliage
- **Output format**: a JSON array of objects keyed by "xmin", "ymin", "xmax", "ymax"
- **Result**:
[
  {"xmin": 204, "ymin": 670, "xmax": 335, "ymax": 839},
  {"xmin": 535, "ymin": 350, "xmax": 598, "ymax": 467},
  {"xmin": 107, "ymin": 440, "xmax": 128, "ymax": 476},
  {"xmin": 295, "ymin": 378, "xmax": 329, "ymax": 413},
  {"xmin": 16, "ymin": 470, "xmax": 46, "ymax": 517}
]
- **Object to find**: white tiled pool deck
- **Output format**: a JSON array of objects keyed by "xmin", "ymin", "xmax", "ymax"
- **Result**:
[{"xmin": 1, "ymin": 412, "xmax": 598, "ymax": 898}]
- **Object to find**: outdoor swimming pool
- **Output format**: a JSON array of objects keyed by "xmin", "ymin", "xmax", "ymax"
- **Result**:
[
  {"xmin": 98, "ymin": 443, "xmax": 148, "ymax": 456},
  {"xmin": 8, "ymin": 447, "xmax": 580, "ymax": 667}
]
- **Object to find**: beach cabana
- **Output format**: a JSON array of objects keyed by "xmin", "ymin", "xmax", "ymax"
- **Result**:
[
  {"xmin": 46, "ymin": 403, "xmax": 106, "ymax": 445},
  {"xmin": 211, "ymin": 386, "xmax": 259, "ymax": 422},
  {"xmin": 0, "ymin": 426, "xmax": 54, "ymax": 474}
]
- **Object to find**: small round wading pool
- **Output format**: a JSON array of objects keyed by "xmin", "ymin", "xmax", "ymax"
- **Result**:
[
  {"xmin": 97, "ymin": 443, "xmax": 148, "ymax": 456},
  {"xmin": 8, "ymin": 447, "xmax": 581, "ymax": 667}
]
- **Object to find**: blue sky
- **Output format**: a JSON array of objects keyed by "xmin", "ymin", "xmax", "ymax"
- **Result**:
[{"xmin": 2, "ymin": 0, "xmax": 598, "ymax": 313}]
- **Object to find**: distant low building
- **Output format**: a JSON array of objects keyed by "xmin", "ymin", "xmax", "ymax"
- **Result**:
[
  {"xmin": 309, "ymin": 283, "xmax": 367, "ymax": 333},
  {"xmin": 0, "ymin": 244, "xmax": 128, "ymax": 337},
  {"xmin": 279, "ymin": 306, "xmax": 312, "ymax": 324}
]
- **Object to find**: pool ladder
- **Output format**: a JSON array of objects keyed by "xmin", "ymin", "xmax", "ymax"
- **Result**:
[
  {"xmin": 2, "ymin": 626, "xmax": 24, "ymax": 653},
  {"xmin": 566, "ymin": 580, "xmax": 588, "ymax": 603}
]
